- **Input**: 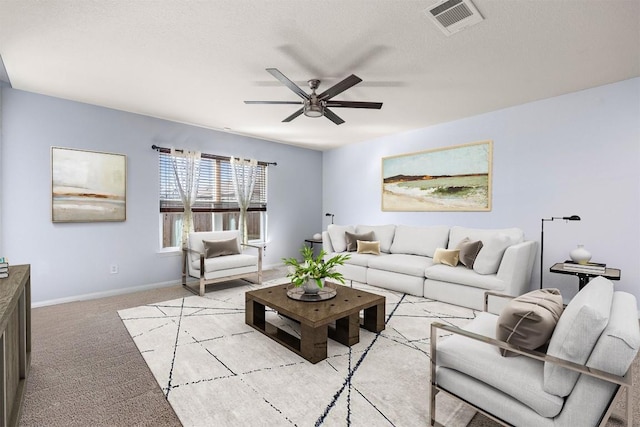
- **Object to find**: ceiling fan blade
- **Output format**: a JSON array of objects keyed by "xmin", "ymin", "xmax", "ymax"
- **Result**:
[
  {"xmin": 244, "ymin": 100, "xmax": 303, "ymax": 105},
  {"xmin": 318, "ymin": 74, "xmax": 362, "ymax": 101},
  {"xmin": 266, "ymin": 68, "xmax": 310, "ymax": 100},
  {"xmin": 323, "ymin": 108, "xmax": 345, "ymax": 125},
  {"xmin": 325, "ymin": 101, "xmax": 383, "ymax": 109},
  {"xmin": 282, "ymin": 108, "xmax": 304, "ymax": 122}
]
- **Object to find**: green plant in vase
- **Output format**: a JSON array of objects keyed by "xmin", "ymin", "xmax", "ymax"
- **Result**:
[{"xmin": 282, "ymin": 246, "xmax": 350, "ymax": 293}]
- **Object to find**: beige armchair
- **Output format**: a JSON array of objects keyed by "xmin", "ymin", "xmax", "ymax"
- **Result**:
[
  {"xmin": 430, "ymin": 277, "xmax": 639, "ymax": 427},
  {"xmin": 182, "ymin": 230, "xmax": 262, "ymax": 296}
]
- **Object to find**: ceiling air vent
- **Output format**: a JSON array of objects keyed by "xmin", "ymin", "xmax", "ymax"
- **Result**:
[{"xmin": 425, "ymin": 0, "xmax": 484, "ymax": 36}]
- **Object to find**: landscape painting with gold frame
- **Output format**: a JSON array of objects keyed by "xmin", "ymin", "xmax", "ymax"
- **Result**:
[
  {"xmin": 382, "ymin": 140, "xmax": 492, "ymax": 211},
  {"xmin": 51, "ymin": 147, "xmax": 127, "ymax": 222}
]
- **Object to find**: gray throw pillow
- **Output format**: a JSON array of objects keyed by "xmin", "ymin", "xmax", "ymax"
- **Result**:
[
  {"xmin": 456, "ymin": 237, "xmax": 483, "ymax": 268},
  {"xmin": 345, "ymin": 231, "xmax": 375, "ymax": 252},
  {"xmin": 496, "ymin": 288, "xmax": 564, "ymax": 357},
  {"xmin": 203, "ymin": 238, "xmax": 240, "ymax": 258}
]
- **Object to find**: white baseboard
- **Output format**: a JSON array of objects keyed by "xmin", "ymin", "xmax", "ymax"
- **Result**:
[
  {"xmin": 33, "ymin": 279, "xmax": 182, "ymax": 308},
  {"xmin": 32, "ymin": 262, "xmax": 286, "ymax": 308}
]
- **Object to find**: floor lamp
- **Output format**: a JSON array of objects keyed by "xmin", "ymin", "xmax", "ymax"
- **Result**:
[
  {"xmin": 325, "ymin": 213, "xmax": 334, "ymax": 224},
  {"xmin": 540, "ymin": 215, "xmax": 581, "ymax": 289}
]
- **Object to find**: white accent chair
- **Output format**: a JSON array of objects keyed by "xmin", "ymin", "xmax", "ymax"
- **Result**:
[
  {"xmin": 182, "ymin": 230, "xmax": 262, "ymax": 296},
  {"xmin": 430, "ymin": 277, "xmax": 639, "ymax": 426}
]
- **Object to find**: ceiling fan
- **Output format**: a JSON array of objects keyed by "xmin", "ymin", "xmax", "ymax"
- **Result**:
[{"xmin": 244, "ymin": 68, "xmax": 383, "ymax": 125}]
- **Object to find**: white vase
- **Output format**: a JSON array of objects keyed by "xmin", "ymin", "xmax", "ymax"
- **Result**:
[
  {"xmin": 303, "ymin": 279, "xmax": 323, "ymax": 294},
  {"xmin": 570, "ymin": 245, "xmax": 592, "ymax": 265}
]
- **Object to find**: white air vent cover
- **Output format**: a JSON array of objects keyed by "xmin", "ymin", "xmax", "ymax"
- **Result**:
[{"xmin": 425, "ymin": 0, "xmax": 484, "ymax": 36}]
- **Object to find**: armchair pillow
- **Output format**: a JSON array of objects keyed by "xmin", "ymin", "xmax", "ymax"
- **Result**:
[
  {"xmin": 345, "ymin": 231, "xmax": 375, "ymax": 252},
  {"xmin": 203, "ymin": 238, "xmax": 241, "ymax": 258},
  {"xmin": 496, "ymin": 288, "xmax": 564, "ymax": 357}
]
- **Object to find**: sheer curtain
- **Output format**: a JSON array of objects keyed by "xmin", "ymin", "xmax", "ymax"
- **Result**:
[
  {"xmin": 170, "ymin": 148, "xmax": 201, "ymax": 249},
  {"xmin": 230, "ymin": 156, "xmax": 258, "ymax": 244}
]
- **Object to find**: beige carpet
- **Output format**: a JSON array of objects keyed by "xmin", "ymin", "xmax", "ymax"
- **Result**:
[{"xmin": 19, "ymin": 270, "xmax": 640, "ymax": 426}]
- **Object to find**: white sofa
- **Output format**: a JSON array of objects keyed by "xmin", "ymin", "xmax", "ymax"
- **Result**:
[{"xmin": 322, "ymin": 224, "xmax": 537, "ymax": 310}]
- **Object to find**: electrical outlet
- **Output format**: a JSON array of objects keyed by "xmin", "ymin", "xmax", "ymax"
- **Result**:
[{"xmin": 110, "ymin": 264, "xmax": 119, "ymax": 274}]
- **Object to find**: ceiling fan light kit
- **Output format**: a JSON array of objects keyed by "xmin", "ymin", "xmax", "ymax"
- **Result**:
[
  {"xmin": 303, "ymin": 102, "xmax": 323, "ymax": 118},
  {"xmin": 245, "ymin": 68, "xmax": 383, "ymax": 125}
]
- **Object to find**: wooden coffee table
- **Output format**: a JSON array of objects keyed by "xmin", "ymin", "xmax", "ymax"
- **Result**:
[{"xmin": 245, "ymin": 283, "xmax": 385, "ymax": 363}]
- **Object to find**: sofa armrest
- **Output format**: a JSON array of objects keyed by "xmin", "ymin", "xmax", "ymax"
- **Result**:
[
  {"xmin": 496, "ymin": 240, "xmax": 537, "ymax": 296},
  {"xmin": 241, "ymin": 243, "xmax": 263, "ymax": 275},
  {"xmin": 241, "ymin": 242, "xmax": 264, "ymax": 256},
  {"xmin": 182, "ymin": 247, "xmax": 202, "ymax": 278},
  {"xmin": 430, "ymin": 322, "xmax": 631, "ymax": 388},
  {"xmin": 184, "ymin": 247, "xmax": 201, "ymax": 256},
  {"xmin": 322, "ymin": 231, "xmax": 335, "ymax": 253}
]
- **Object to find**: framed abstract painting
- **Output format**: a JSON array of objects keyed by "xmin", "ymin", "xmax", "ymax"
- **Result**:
[
  {"xmin": 51, "ymin": 147, "xmax": 127, "ymax": 222},
  {"xmin": 381, "ymin": 140, "xmax": 492, "ymax": 212}
]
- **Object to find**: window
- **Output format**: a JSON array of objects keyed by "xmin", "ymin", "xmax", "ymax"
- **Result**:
[{"xmin": 159, "ymin": 150, "xmax": 267, "ymax": 248}]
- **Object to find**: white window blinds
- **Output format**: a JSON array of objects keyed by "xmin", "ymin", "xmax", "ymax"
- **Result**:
[{"xmin": 159, "ymin": 151, "xmax": 267, "ymax": 213}]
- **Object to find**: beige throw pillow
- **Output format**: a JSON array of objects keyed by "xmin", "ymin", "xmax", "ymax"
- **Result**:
[
  {"xmin": 456, "ymin": 237, "xmax": 484, "ymax": 269},
  {"xmin": 345, "ymin": 231, "xmax": 375, "ymax": 252},
  {"xmin": 203, "ymin": 238, "xmax": 240, "ymax": 258},
  {"xmin": 357, "ymin": 240, "xmax": 380, "ymax": 255},
  {"xmin": 433, "ymin": 248, "xmax": 460, "ymax": 267},
  {"xmin": 496, "ymin": 288, "xmax": 564, "ymax": 357}
]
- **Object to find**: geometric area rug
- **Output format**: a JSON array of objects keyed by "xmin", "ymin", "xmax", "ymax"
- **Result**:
[{"xmin": 118, "ymin": 279, "xmax": 478, "ymax": 426}]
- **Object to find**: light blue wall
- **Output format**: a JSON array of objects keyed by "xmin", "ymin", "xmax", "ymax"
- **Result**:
[
  {"xmin": 0, "ymin": 88, "xmax": 323, "ymax": 304},
  {"xmin": 323, "ymin": 78, "xmax": 640, "ymax": 304},
  {"xmin": 3, "ymin": 79, "xmax": 638, "ymax": 306}
]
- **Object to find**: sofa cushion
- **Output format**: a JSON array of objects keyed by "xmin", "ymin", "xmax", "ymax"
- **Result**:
[
  {"xmin": 448, "ymin": 226, "xmax": 524, "ymax": 250},
  {"xmin": 191, "ymin": 253, "xmax": 257, "ymax": 272},
  {"xmin": 327, "ymin": 224, "xmax": 355, "ymax": 253},
  {"xmin": 425, "ymin": 265, "xmax": 505, "ymax": 291},
  {"xmin": 433, "ymin": 248, "xmax": 460, "ymax": 267},
  {"xmin": 368, "ymin": 253, "xmax": 433, "ymax": 277},
  {"xmin": 357, "ymin": 240, "xmax": 381, "ymax": 255},
  {"xmin": 456, "ymin": 238, "xmax": 483, "ymax": 269},
  {"xmin": 389, "ymin": 225, "xmax": 450, "ymax": 257},
  {"xmin": 355, "ymin": 224, "xmax": 396, "ymax": 253},
  {"xmin": 203, "ymin": 237, "xmax": 241, "ymax": 258},
  {"xmin": 586, "ymin": 291, "xmax": 640, "ymax": 376},
  {"xmin": 437, "ymin": 312, "xmax": 564, "ymax": 418},
  {"xmin": 543, "ymin": 276, "xmax": 613, "ymax": 397},
  {"xmin": 473, "ymin": 233, "xmax": 512, "ymax": 275},
  {"xmin": 496, "ymin": 289, "xmax": 564, "ymax": 357},
  {"xmin": 345, "ymin": 231, "xmax": 375, "ymax": 252},
  {"xmin": 341, "ymin": 252, "xmax": 382, "ymax": 267}
]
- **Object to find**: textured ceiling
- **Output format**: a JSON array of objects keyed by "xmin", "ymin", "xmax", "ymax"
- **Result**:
[{"xmin": 0, "ymin": 0, "xmax": 638, "ymax": 150}]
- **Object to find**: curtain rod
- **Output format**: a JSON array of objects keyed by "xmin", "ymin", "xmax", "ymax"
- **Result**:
[{"xmin": 151, "ymin": 145, "xmax": 277, "ymax": 166}]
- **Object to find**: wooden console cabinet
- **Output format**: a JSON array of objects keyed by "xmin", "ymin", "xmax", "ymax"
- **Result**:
[{"xmin": 0, "ymin": 265, "xmax": 30, "ymax": 426}]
